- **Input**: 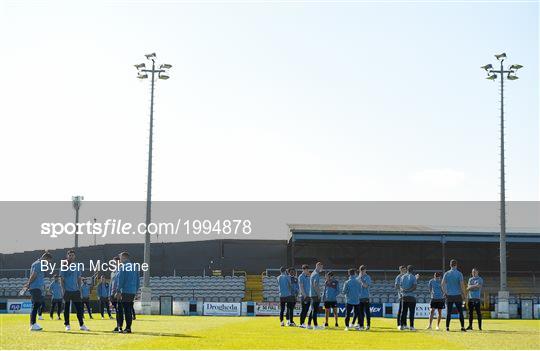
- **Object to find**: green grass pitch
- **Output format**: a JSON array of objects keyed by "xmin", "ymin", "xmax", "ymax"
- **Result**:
[{"xmin": 1, "ymin": 314, "xmax": 539, "ymax": 349}]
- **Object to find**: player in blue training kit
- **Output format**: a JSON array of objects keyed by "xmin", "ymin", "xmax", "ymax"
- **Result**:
[
  {"xmin": 115, "ymin": 251, "xmax": 141, "ymax": 333},
  {"xmin": 357, "ymin": 265, "xmax": 372, "ymax": 330},
  {"xmin": 342, "ymin": 268, "xmax": 360, "ymax": 331},
  {"xmin": 96, "ymin": 275, "xmax": 113, "ymax": 319},
  {"xmin": 307, "ymin": 262, "xmax": 324, "ymax": 329},
  {"xmin": 110, "ymin": 255, "xmax": 124, "ymax": 332},
  {"xmin": 288, "ymin": 267, "xmax": 299, "ymax": 326},
  {"xmin": 48, "ymin": 274, "xmax": 63, "ymax": 320},
  {"xmin": 80, "ymin": 278, "xmax": 94, "ymax": 319},
  {"xmin": 466, "ymin": 268, "xmax": 483, "ymax": 330},
  {"xmin": 24, "ymin": 251, "xmax": 52, "ymax": 331},
  {"xmin": 59, "ymin": 250, "xmax": 90, "ymax": 331},
  {"xmin": 441, "ymin": 259, "xmax": 466, "ymax": 332},
  {"xmin": 277, "ymin": 267, "xmax": 293, "ymax": 326},
  {"xmin": 394, "ymin": 265, "xmax": 407, "ymax": 329},
  {"xmin": 399, "ymin": 265, "xmax": 418, "ymax": 331},
  {"xmin": 427, "ymin": 272, "xmax": 444, "ymax": 330},
  {"xmin": 323, "ymin": 271, "xmax": 339, "ymax": 328},
  {"xmin": 297, "ymin": 264, "xmax": 311, "ymax": 328}
]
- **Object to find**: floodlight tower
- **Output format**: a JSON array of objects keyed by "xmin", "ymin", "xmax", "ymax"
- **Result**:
[
  {"xmin": 135, "ymin": 53, "xmax": 172, "ymax": 315},
  {"xmin": 481, "ymin": 53, "xmax": 523, "ymax": 319}
]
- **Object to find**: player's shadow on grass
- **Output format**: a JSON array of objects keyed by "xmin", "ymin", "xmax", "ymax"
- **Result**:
[
  {"xmin": 129, "ymin": 331, "xmax": 200, "ymax": 338},
  {"xmin": 41, "ymin": 330, "xmax": 199, "ymax": 338},
  {"xmin": 129, "ymin": 319, "xmax": 164, "ymax": 322},
  {"xmin": 323, "ymin": 327, "xmax": 404, "ymax": 333},
  {"xmin": 474, "ymin": 330, "xmax": 519, "ymax": 334},
  {"xmin": 42, "ymin": 331, "xmax": 103, "ymax": 335}
]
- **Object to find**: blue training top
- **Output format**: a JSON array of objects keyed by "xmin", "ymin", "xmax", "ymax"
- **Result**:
[
  {"xmin": 428, "ymin": 278, "xmax": 444, "ymax": 300},
  {"xmin": 29, "ymin": 260, "xmax": 46, "ymax": 292},
  {"xmin": 394, "ymin": 273, "xmax": 403, "ymax": 298},
  {"xmin": 277, "ymin": 273, "xmax": 292, "ymax": 297},
  {"xmin": 342, "ymin": 276, "xmax": 361, "ymax": 305},
  {"xmin": 468, "ymin": 276, "xmax": 483, "ymax": 299},
  {"xmin": 49, "ymin": 281, "xmax": 63, "ymax": 299},
  {"xmin": 298, "ymin": 272, "xmax": 310, "ymax": 298},
  {"xmin": 116, "ymin": 261, "xmax": 141, "ymax": 294},
  {"xmin": 309, "ymin": 271, "xmax": 321, "ymax": 298},
  {"xmin": 323, "ymin": 279, "xmax": 339, "ymax": 302},
  {"xmin": 358, "ymin": 274, "xmax": 372, "ymax": 299},
  {"xmin": 81, "ymin": 283, "xmax": 91, "ymax": 298},
  {"xmin": 290, "ymin": 276, "xmax": 299, "ymax": 297},
  {"xmin": 97, "ymin": 282, "xmax": 109, "ymax": 298},
  {"xmin": 442, "ymin": 268, "xmax": 464, "ymax": 296},
  {"xmin": 400, "ymin": 273, "xmax": 417, "ymax": 298},
  {"xmin": 59, "ymin": 262, "xmax": 82, "ymax": 292}
]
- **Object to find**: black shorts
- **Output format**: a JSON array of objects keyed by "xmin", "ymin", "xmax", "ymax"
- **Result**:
[
  {"xmin": 446, "ymin": 294, "xmax": 463, "ymax": 303},
  {"xmin": 360, "ymin": 298, "xmax": 370, "ymax": 304},
  {"xmin": 430, "ymin": 299, "xmax": 445, "ymax": 309},
  {"xmin": 51, "ymin": 298, "xmax": 63, "ymax": 303},
  {"xmin": 63, "ymin": 291, "xmax": 81, "ymax": 302},
  {"xmin": 324, "ymin": 301, "xmax": 337, "ymax": 309}
]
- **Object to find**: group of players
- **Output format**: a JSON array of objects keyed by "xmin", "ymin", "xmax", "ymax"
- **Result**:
[
  {"xmin": 25, "ymin": 250, "xmax": 140, "ymax": 333},
  {"xmin": 276, "ymin": 259, "xmax": 484, "ymax": 331},
  {"xmin": 24, "ymin": 250, "xmax": 484, "ymax": 334}
]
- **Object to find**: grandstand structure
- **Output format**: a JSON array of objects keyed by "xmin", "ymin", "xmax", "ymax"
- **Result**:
[
  {"xmin": 287, "ymin": 224, "xmax": 540, "ymax": 272},
  {"xmin": 1, "ymin": 224, "xmax": 539, "ymax": 310}
]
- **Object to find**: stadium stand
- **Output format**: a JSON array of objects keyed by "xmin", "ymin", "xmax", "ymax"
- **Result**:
[
  {"xmin": 0, "ymin": 275, "xmax": 246, "ymax": 303},
  {"xmin": 1, "ymin": 226, "xmax": 539, "ymax": 308},
  {"xmin": 1, "ymin": 271, "xmax": 539, "ymax": 310},
  {"xmin": 145, "ymin": 275, "xmax": 245, "ymax": 302}
]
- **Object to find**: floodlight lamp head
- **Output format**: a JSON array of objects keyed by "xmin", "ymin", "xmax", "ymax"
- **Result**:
[
  {"xmin": 159, "ymin": 74, "xmax": 170, "ymax": 80},
  {"xmin": 486, "ymin": 74, "xmax": 497, "ymax": 80},
  {"xmin": 145, "ymin": 52, "xmax": 156, "ymax": 60},
  {"xmin": 495, "ymin": 52, "xmax": 506, "ymax": 61},
  {"xmin": 137, "ymin": 73, "xmax": 148, "ymax": 79},
  {"xmin": 509, "ymin": 64, "xmax": 523, "ymax": 70},
  {"xmin": 71, "ymin": 196, "xmax": 84, "ymax": 210},
  {"xmin": 507, "ymin": 74, "xmax": 519, "ymax": 81},
  {"xmin": 134, "ymin": 63, "xmax": 146, "ymax": 69},
  {"xmin": 160, "ymin": 64, "xmax": 172, "ymax": 69},
  {"xmin": 481, "ymin": 64, "xmax": 493, "ymax": 71}
]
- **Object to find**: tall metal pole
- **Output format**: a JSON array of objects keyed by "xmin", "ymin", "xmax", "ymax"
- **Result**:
[
  {"xmin": 93, "ymin": 218, "xmax": 97, "ymax": 246},
  {"xmin": 441, "ymin": 235, "xmax": 446, "ymax": 273},
  {"xmin": 482, "ymin": 53, "xmax": 522, "ymax": 319},
  {"xmin": 499, "ymin": 59, "xmax": 507, "ymax": 292},
  {"xmin": 143, "ymin": 59, "xmax": 156, "ymax": 290},
  {"xmin": 75, "ymin": 207, "xmax": 79, "ymax": 248},
  {"xmin": 72, "ymin": 196, "xmax": 83, "ymax": 249},
  {"xmin": 135, "ymin": 54, "xmax": 170, "ymax": 315}
]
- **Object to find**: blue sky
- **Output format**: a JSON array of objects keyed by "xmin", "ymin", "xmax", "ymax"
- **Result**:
[{"xmin": 0, "ymin": 0, "xmax": 538, "ymax": 200}]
